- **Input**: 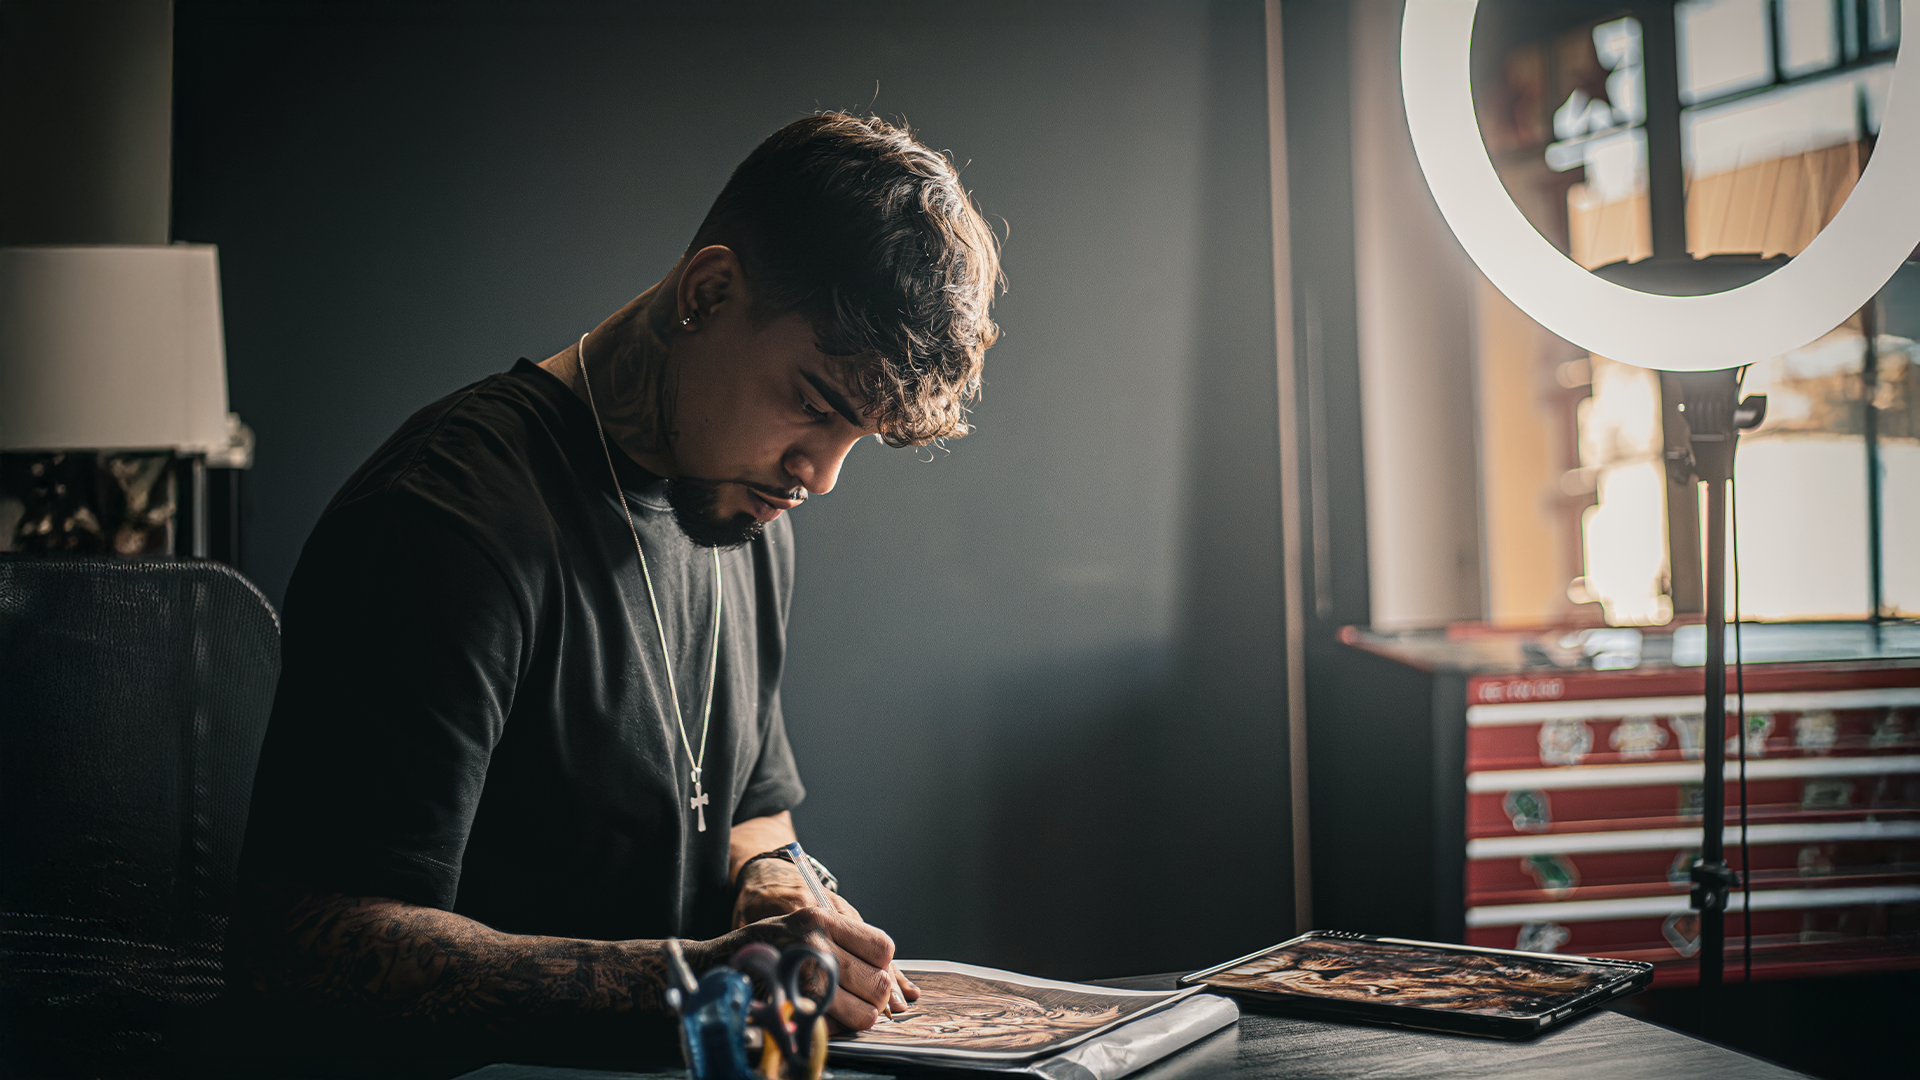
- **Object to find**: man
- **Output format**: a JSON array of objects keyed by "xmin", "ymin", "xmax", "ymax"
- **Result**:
[{"xmin": 227, "ymin": 113, "xmax": 1002, "ymax": 1075}]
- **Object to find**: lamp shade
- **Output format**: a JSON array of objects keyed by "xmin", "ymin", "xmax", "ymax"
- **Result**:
[{"xmin": 0, "ymin": 245, "xmax": 230, "ymax": 453}]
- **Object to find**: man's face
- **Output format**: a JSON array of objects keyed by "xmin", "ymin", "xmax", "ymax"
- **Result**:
[{"xmin": 660, "ymin": 309, "xmax": 882, "ymax": 547}]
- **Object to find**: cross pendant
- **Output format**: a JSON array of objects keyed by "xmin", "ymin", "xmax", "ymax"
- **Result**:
[{"xmin": 690, "ymin": 781, "xmax": 709, "ymax": 833}]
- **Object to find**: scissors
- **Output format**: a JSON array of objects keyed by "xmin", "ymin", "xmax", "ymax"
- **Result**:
[{"xmin": 728, "ymin": 941, "xmax": 839, "ymax": 1080}]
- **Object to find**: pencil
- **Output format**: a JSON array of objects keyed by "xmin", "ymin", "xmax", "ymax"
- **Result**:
[
  {"xmin": 783, "ymin": 841, "xmax": 836, "ymax": 911},
  {"xmin": 784, "ymin": 841, "xmax": 897, "ymax": 1021}
]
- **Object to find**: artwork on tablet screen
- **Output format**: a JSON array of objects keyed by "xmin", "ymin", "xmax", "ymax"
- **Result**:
[
  {"xmin": 834, "ymin": 967, "xmax": 1183, "ymax": 1054},
  {"xmin": 1201, "ymin": 937, "xmax": 1615, "ymax": 1018}
]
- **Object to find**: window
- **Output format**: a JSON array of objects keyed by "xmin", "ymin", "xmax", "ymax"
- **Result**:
[{"xmin": 1472, "ymin": 1, "xmax": 1909, "ymax": 626}]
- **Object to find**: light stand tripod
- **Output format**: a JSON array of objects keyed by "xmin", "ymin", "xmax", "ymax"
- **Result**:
[{"xmin": 1665, "ymin": 369, "xmax": 1767, "ymax": 997}]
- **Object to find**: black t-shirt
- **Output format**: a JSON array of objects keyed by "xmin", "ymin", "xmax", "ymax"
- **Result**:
[{"xmin": 240, "ymin": 359, "xmax": 805, "ymax": 945}]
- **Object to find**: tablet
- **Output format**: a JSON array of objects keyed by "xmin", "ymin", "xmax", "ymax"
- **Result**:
[{"xmin": 1178, "ymin": 931, "xmax": 1652, "ymax": 1039}]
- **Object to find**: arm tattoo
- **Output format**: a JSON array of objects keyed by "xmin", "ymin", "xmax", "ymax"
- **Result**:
[{"xmin": 236, "ymin": 882, "xmax": 694, "ymax": 1033}]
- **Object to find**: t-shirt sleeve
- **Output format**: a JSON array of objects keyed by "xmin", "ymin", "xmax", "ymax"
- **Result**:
[
  {"xmin": 239, "ymin": 491, "xmax": 527, "ymax": 910},
  {"xmin": 732, "ymin": 517, "xmax": 804, "ymax": 823},
  {"xmin": 735, "ymin": 696, "xmax": 804, "ymax": 823}
]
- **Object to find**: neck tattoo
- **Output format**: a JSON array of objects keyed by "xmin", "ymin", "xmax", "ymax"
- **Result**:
[{"xmin": 577, "ymin": 331, "xmax": 724, "ymax": 832}]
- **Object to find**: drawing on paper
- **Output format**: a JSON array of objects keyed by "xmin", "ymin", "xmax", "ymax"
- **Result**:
[{"xmin": 831, "ymin": 962, "xmax": 1192, "ymax": 1060}]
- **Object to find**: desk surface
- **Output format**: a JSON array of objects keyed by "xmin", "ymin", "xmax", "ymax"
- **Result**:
[
  {"xmin": 1125, "ymin": 1006, "xmax": 1804, "ymax": 1079},
  {"xmin": 460, "ymin": 973, "xmax": 1807, "ymax": 1080}
]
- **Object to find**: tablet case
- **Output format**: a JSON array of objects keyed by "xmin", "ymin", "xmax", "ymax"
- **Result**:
[{"xmin": 1179, "ymin": 930, "xmax": 1653, "ymax": 1038}]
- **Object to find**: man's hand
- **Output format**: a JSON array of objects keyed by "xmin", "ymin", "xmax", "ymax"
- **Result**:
[{"xmin": 726, "ymin": 853, "xmax": 919, "ymax": 1030}]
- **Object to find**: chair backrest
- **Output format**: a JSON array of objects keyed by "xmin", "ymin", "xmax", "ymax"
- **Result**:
[{"xmin": 0, "ymin": 557, "xmax": 280, "ymax": 1078}]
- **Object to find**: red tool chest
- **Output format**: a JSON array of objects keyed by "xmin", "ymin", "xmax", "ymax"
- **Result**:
[{"xmin": 1335, "ymin": 625, "xmax": 1920, "ymax": 987}]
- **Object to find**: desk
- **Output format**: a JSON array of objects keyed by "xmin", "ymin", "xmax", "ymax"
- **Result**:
[{"xmin": 457, "ymin": 973, "xmax": 1808, "ymax": 1080}]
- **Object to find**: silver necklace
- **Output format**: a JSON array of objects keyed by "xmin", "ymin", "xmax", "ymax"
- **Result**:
[{"xmin": 577, "ymin": 331, "xmax": 724, "ymax": 832}]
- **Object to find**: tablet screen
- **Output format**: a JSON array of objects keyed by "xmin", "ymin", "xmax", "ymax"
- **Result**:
[{"xmin": 1197, "ymin": 936, "xmax": 1623, "ymax": 1019}]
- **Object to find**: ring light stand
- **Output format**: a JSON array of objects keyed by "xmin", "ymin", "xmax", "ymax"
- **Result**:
[
  {"xmin": 1668, "ymin": 370, "xmax": 1765, "ymax": 991},
  {"xmin": 1399, "ymin": 0, "xmax": 1920, "ymax": 995}
]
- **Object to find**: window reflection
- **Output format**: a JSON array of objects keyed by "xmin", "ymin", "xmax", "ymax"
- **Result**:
[
  {"xmin": 1874, "ymin": 266, "xmax": 1920, "ymax": 617},
  {"xmin": 1778, "ymin": 0, "xmax": 1841, "ymax": 79},
  {"xmin": 1572, "ymin": 357, "xmax": 1671, "ymax": 625},
  {"xmin": 1865, "ymin": 0, "xmax": 1902, "ymax": 51},
  {"xmin": 1543, "ymin": 17, "xmax": 1652, "ymax": 269},
  {"xmin": 1677, "ymin": 0, "xmax": 1774, "ymax": 104},
  {"xmin": 1471, "ymin": 0, "xmax": 1909, "ymax": 627},
  {"xmin": 1733, "ymin": 324, "xmax": 1874, "ymax": 619},
  {"xmin": 1676, "ymin": 0, "xmax": 1896, "ymax": 260},
  {"xmin": 1682, "ymin": 76, "xmax": 1871, "ymax": 259}
]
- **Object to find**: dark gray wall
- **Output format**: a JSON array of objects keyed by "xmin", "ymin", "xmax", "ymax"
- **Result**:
[
  {"xmin": 0, "ymin": 0, "xmax": 173, "ymax": 244},
  {"xmin": 174, "ymin": 0, "xmax": 1288, "ymax": 979}
]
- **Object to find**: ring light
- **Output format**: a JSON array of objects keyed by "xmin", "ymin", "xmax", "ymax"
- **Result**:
[{"xmin": 1401, "ymin": 0, "xmax": 1920, "ymax": 372}]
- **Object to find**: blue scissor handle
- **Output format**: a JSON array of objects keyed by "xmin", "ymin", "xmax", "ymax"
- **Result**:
[{"xmin": 671, "ymin": 967, "xmax": 756, "ymax": 1080}]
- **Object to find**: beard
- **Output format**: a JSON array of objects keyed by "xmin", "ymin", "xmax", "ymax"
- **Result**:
[{"xmin": 666, "ymin": 476, "xmax": 766, "ymax": 549}]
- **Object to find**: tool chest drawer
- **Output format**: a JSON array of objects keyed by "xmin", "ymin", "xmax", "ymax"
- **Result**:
[{"xmin": 1460, "ymin": 666, "xmax": 1920, "ymax": 986}]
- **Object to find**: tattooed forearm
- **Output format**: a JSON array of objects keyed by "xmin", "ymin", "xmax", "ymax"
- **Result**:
[
  {"xmin": 235, "ymin": 882, "xmax": 699, "ymax": 1032},
  {"xmin": 230, "ymin": 873, "xmax": 898, "ymax": 1051}
]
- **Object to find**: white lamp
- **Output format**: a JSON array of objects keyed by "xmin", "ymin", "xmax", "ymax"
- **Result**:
[{"xmin": 0, "ymin": 244, "xmax": 233, "ymax": 455}]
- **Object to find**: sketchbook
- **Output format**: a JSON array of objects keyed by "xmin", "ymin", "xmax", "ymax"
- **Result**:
[{"xmin": 827, "ymin": 960, "xmax": 1235, "ymax": 1074}]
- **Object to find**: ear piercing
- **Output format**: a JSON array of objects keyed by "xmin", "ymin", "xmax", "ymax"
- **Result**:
[{"xmin": 680, "ymin": 310, "xmax": 699, "ymax": 329}]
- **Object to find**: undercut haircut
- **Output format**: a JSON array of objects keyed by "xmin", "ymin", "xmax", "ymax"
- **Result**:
[{"xmin": 687, "ymin": 112, "xmax": 1003, "ymax": 447}]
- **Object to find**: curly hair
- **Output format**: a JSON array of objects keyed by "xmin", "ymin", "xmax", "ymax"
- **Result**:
[{"xmin": 687, "ymin": 113, "xmax": 1003, "ymax": 447}]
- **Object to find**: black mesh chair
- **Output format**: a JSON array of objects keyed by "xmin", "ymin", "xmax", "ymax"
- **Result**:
[{"xmin": 0, "ymin": 557, "xmax": 279, "ymax": 1079}]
